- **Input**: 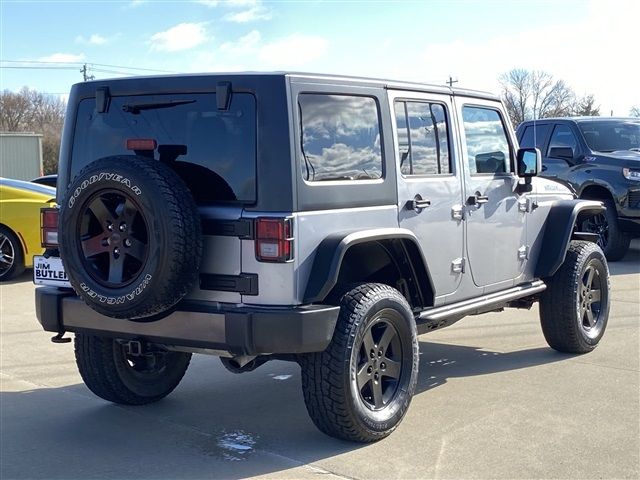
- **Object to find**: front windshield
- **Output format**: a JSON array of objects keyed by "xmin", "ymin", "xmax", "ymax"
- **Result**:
[{"xmin": 578, "ymin": 121, "xmax": 640, "ymax": 152}]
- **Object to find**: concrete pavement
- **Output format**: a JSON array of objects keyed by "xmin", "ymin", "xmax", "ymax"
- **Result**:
[{"xmin": 1, "ymin": 241, "xmax": 638, "ymax": 479}]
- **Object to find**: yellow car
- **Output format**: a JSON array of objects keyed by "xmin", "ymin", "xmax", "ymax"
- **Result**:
[{"xmin": 0, "ymin": 178, "xmax": 56, "ymax": 281}]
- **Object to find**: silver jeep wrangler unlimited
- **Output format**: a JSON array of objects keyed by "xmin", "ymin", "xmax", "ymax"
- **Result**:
[{"xmin": 35, "ymin": 73, "xmax": 610, "ymax": 442}]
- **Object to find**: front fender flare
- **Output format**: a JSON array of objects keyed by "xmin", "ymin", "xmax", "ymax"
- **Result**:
[
  {"xmin": 535, "ymin": 199, "xmax": 605, "ymax": 278},
  {"xmin": 303, "ymin": 228, "xmax": 430, "ymax": 304}
]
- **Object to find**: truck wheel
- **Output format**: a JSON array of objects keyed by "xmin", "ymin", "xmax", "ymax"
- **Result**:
[
  {"xmin": 581, "ymin": 198, "xmax": 630, "ymax": 261},
  {"xmin": 539, "ymin": 241, "xmax": 610, "ymax": 353},
  {"xmin": 300, "ymin": 283, "xmax": 418, "ymax": 442},
  {"xmin": 0, "ymin": 226, "xmax": 25, "ymax": 281},
  {"xmin": 74, "ymin": 333, "xmax": 191, "ymax": 405},
  {"xmin": 59, "ymin": 156, "xmax": 202, "ymax": 319}
]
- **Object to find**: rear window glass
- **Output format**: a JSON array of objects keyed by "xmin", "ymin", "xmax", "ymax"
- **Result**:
[
  {"xmin": 71, "ymin": 93, "xmax": 257, "ymax": 203},
  {"xmin": 298, "ymin": 94, "xmax": 382, "ymax": 182}
]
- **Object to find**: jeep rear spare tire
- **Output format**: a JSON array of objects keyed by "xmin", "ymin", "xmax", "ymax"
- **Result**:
[{"xmin": 60, "ymin": 156, "xmax": 202, "ymax": 319}]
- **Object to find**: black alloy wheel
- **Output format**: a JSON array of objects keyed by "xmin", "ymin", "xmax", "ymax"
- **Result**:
[
  {"xmin": 582, "ymin": 212, "xmax": 609, "ymax": 250},
  {"xmin": 355, "ymin": 315, "xmax": 403, "ymax": 410},
  {"xmin": 578, "ymin": 261, "xmax": 606, "ymax": 339},
  {"xmin": 78, "ymin": 190, "xmax": 149, "ymax": 287}
]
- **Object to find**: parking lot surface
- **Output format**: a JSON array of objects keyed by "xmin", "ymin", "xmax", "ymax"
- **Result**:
[{"xmin": 1, "ymin": 241, "xmax": 639, "ymax": 480}]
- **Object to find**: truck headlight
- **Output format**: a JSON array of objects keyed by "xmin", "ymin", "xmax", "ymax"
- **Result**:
[{"xmin": 623, "ymin": 167, "xmax": 640, "ymax": 181}]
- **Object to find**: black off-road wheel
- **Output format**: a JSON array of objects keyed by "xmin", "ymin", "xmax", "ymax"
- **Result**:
[
  {"xmin": 581, "ymin": 198, "xmax": 630, "ymax": 261},
  {"xmin": 539, "ymin": 241, "xmax": 610, "ymax": 353},
  {"xmin": 59, "ymin": 156, "xmax": 202, "ymax": 319},
  {"xmin": 0, "ymin": 226, "xmax": 25, "ymax": 281},
  {"xmin": 75, "ymin": 333, "xmax": 191, "ymax": 405},
  {"xmin": 300, "ymin": 283, "xmax": 419, "ymax": 442}
]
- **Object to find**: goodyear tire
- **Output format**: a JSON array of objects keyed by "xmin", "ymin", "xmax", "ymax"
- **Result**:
[{"xmin": 59, "ymin": 156, "xmax": 202, "ymax": 320}]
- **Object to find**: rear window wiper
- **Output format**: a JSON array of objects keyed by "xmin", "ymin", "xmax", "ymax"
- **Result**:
[{"xmin": 122, "ymin": 100, "xmax": 195, "ymax": 114}]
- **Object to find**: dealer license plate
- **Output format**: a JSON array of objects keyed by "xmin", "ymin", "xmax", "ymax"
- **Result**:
[{"xmin": 33, "ymin": 256, "xmax": 72, "ymax": 287}]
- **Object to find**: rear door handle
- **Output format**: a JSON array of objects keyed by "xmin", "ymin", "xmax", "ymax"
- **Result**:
[
  {"xmin": 406, "ymin": 195, "xmax": 431, "ymax": 213},
  {"xmin": 467, "ymin": 192, "xmax": 489, "ymax": 206}
]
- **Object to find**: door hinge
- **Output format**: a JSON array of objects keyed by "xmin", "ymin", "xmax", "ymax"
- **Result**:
[
  {"xmin": 518, "ymin": 245, "xmax": 529, "ymax": 260},
  {"xmin": 452, "ymin": 257, "xmax": 465, "ymax": 273},
  {"xmin": 451, "ymin": 205, "xmax": 464, "ymax": 221}
]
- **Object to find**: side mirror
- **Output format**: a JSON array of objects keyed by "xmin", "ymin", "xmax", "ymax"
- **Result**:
[
  {"xmin": 549, "ymin": 146, "xmax": 574, "ymax": 160},
  {"xmin": 516, "ymin": 148, "xmax": 542, "ymax": 178}
]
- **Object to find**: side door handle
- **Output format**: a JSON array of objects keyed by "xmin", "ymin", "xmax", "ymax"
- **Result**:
[
  {"xmin": 467, "ymin": 192, "xmax": 489, "ymax": 206},
  {"xmin": 406, "ymin": 194, "xmax": 431, "ymax": 213}
]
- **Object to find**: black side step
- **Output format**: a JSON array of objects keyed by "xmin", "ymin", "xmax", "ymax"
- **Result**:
[{"xmin": 415, "ymin": 280, "xmax": 546, "ymax": 334}]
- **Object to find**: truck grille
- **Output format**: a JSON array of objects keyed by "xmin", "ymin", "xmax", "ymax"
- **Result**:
[{"xmin": 629, "ymin": 191, "xmax": 640, "ymax": 209}]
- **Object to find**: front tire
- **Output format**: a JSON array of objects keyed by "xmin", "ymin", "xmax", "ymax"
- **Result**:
[
  {"xmin": 539, "ymin": 241, "xmax": 610, "ymax": 353},
  {"xmin": 300, "ymin": 283, "xmax": 418, "ymax": 442},
  {"xmin": 0, "ymin": 226, "xmax": 25, "ymax": 281},
  {"xmin": 581, "ymin": 198, "xmax": 630, "ymax": 261},
  {"xmin": 74, "ymin": 333, "xmax": 191, "ymax": 405}
]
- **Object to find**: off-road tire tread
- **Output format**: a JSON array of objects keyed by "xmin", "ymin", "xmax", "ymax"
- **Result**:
[
  {"xmin": 74, "ymin": 333, "xmax": 191, "ymax": 405},
  {"xmin": 300, "ymin": 283, "xmax": 417, "ymax": 442},
  {"xmin": 539, "ymin": 240, "xmax": 609, "ymax": 353}
]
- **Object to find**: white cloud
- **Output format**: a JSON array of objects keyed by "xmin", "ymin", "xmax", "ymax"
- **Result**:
[
  {"xmin": 75, "ymin": 34, "xmax": 114, "ymax": 46},
  {"xmin": 224, "ymin": 6, "xmax": 271, "ymax": 23},
  {"xmin": 403, "ymin": 0, "xmax": 640, "ymax": 117},
  {"xmin": 220, "ymin": 30, "xmax": 261, "ymax": 55},
  {"xmin": 150, "ymin": 23, "xmax": 209, "ymax": 52},
  {"xmin": 38, "ymin": 53, "xmax": 85, "ymax": 63},
  {"xmin": 227, "ymin": 0, "xmax": 258, "ymax": 6},
  {"xmin": 193, "ymin": 0, "xmax": 219, "ymax": 6},
  {"xmin": 259, "ymin": 34, "xmax": 328, "ymax": 67}
]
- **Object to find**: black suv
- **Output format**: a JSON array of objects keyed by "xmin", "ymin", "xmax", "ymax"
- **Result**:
[{"xmin": 517, "ymin": 117, "xmax": 640, "ymax": 260}]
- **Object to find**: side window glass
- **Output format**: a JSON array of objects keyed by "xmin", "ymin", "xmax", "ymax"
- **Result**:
[
  {"xmin": 520, "ymin": 124, "xmax": 550, "ymax": 150},
  {"xmin": 547, "ymin": 125, "xmax": 578, "ymax": 157},
  {"xmin": 462, "ymin": 106, "xmax": 511, "ymax": 175},
  {"xmin": 299, "ymin": 94, "xmax": 382, "ymax": 182},
  {"xmin": 394, "ymin": 100, "xmax": 451, "ymax": 175}
]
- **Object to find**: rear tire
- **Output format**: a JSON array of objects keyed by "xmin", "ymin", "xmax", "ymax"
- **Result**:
[
  {"xmin": 581, "ymin": 198, "xmax": 630, "ymax": 261},
  {"xmin": 0, "ymin": 226, "xmax": 25, "ymax": 281},
  {"xmin": 300, "ymin": 283, "xmax": 418, "ymax": 442},
  {"xmin": 539, "ymin": 241, "xmax": 610, "ymax": 353},
  {"xmin": 74, "ymin": 333, "xmax": 191, "ymax": 405}
]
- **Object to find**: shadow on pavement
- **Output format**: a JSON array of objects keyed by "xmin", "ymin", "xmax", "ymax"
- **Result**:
[
  {"xmin": 0, "ymin": 269, "xmax": 32, "ymax": 285},
  {"xmin": 0, "ymin": 340, "xmax": 569, "ymax": 479},
  {"xmin": 609, "ymin": 239, "xmax": 640, "ymax": 276}
]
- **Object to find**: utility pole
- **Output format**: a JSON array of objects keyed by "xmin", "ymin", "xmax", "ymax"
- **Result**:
[
  {"xmin": 80, "ymin": 64, "xmax": 94, "ymax": 81},
  {"xmin": 447, "ymin": 76, "xmax": 458, "ymax": 87}
]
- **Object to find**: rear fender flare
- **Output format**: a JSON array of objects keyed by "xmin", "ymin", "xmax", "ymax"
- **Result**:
[{"xmin": 302, "ymin": 228, "xmax": 433, "ymax": 304}]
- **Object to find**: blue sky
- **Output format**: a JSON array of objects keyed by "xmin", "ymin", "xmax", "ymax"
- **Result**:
[{"xmin": 1, "ymin": 0, "xmax": 637, "ymax": 115}]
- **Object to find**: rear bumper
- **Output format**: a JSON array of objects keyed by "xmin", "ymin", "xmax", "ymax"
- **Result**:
[{"xmin": 35, "ymin": 287, "xmax": 339, "ymax": 356}]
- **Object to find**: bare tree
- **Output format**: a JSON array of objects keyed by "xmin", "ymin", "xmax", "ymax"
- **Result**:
[
  {"xmin": 499, "ymin": 69, "xmax": 599, "ymax": 126},
  {"xmin": 573, "ymin": 95, "xmax": 600, "ymax": 116},
  {"xmin": 630, "ymin": 106, "xmax": 640, "ymax": 118},
  {"xmin": 0, "ymin": 87, "xmax": 66, "ymax": 174}
]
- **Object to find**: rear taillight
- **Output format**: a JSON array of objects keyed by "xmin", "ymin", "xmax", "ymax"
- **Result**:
[
  {"xmin": 255, "ymin": 217, "xmax": 294, "ymax": 263},
  {"xmin": 41, "ymin": 208, "xmax": 59, "ymax": 248}
]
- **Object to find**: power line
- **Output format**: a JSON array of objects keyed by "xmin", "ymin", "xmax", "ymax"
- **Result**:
[
  {"xmin": 0, "ymin": 59, "xmax": 175, "ymax": 74},
  {"xmin": 0, "ymin": 65, "xmax": 78, "ymax": 70}
]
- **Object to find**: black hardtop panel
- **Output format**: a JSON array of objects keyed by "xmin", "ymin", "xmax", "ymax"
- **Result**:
[{"xmin": 60, "ymin": 73, "xmax": 295, "ymax": 212}]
